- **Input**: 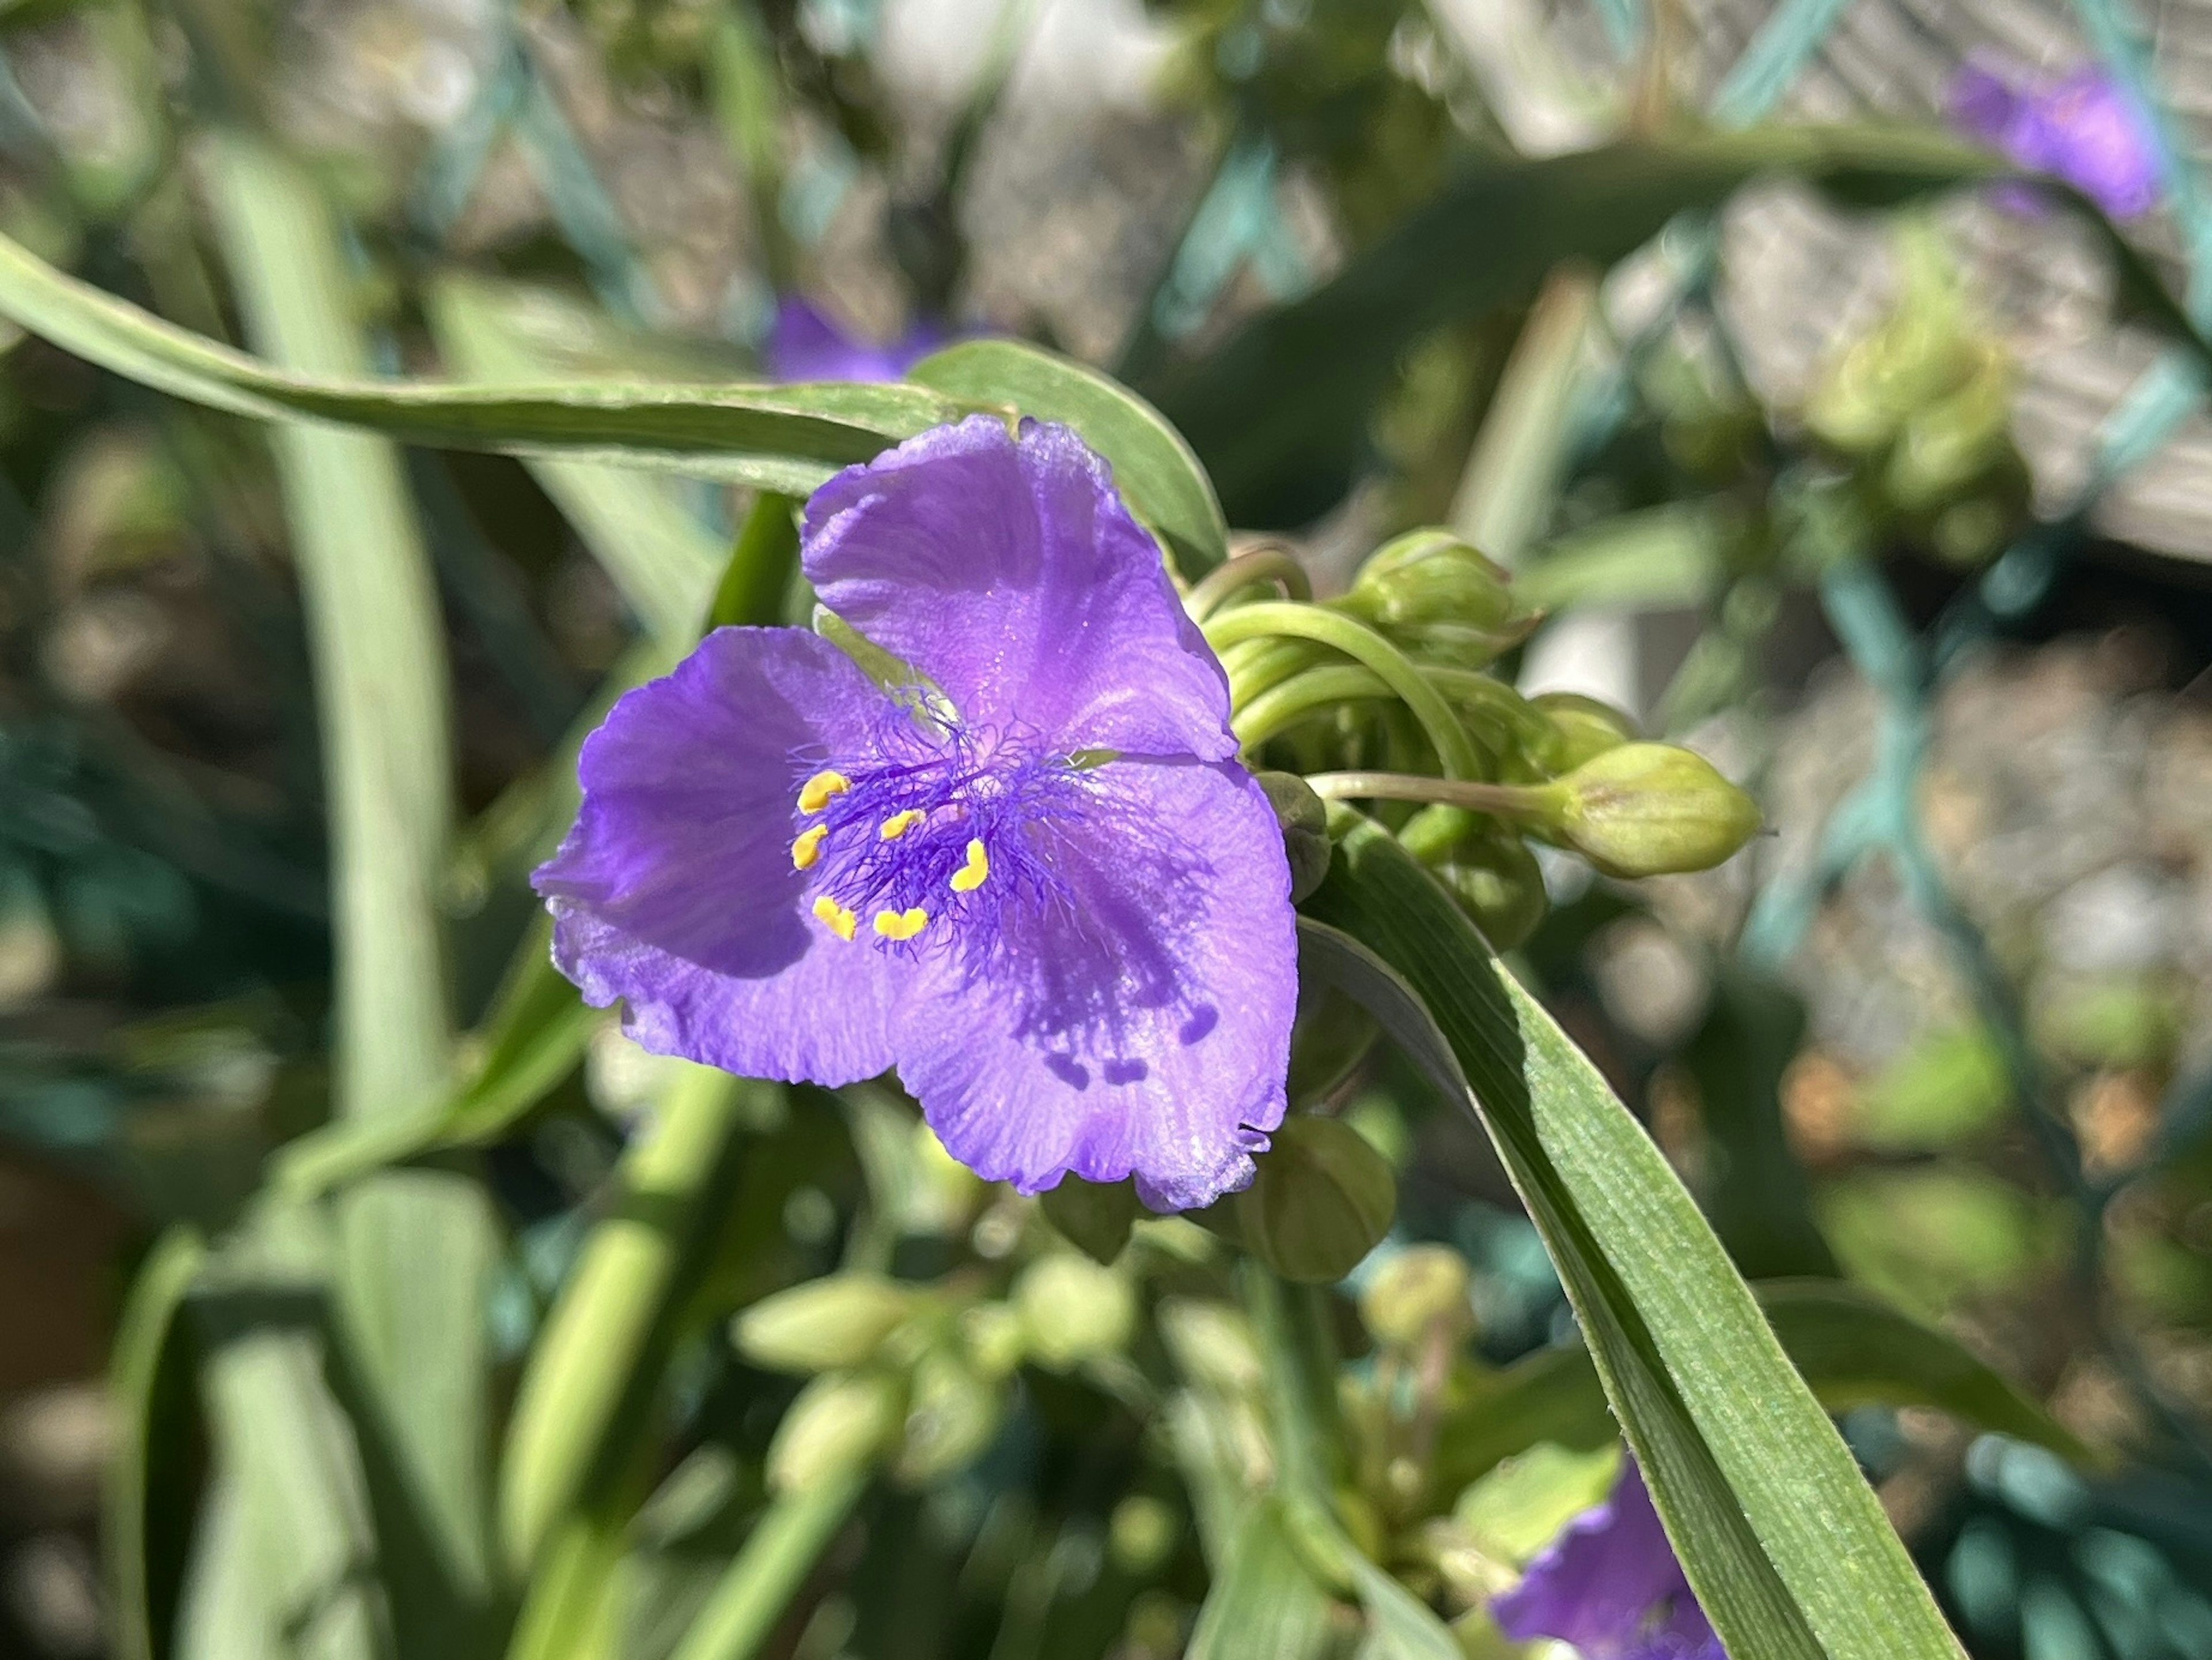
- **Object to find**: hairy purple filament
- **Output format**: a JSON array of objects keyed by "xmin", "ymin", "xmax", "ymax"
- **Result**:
[{"xmin": 791, "ymin": 695, "xmax": 1093, "ymax": 962}]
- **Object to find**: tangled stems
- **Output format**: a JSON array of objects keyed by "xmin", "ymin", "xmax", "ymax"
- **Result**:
[
  {"xmin": 1204, "ymin": 603, "xmax": 1484, "ymax": 781},
  {"xmin": 1182, "ymin": 543, "xmax": 1313, "ymax": 622},
  {"xmin": 1233, "ymin": 665, "xmax": 1395, "ymax": 749}
]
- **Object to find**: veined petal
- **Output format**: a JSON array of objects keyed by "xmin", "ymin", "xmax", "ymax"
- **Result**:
[
  {"xmin": 893, "ymin": 757, "xmax": 1295, "ymax": 1211},
  {"xmin": 532, "ymin": 627, "xmax": 911, "ymax": 1085},
  {"xmin": 802, "ymin": 416, "xmax": 1237, "ymax": 761}
]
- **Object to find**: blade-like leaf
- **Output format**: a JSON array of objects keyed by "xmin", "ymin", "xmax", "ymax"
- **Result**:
[
  {"xmin": 499, "ymin": 1066, "xmax": 751, "ymax": 1576},
  {"xmin": 104, "ymin": 1227, "xmax": 207, "ymax": 1660},
  {"xmin": 423, "ymin": 276, "xmax": 728, "ymax": 641},
  {"xmin": 1431, "ymin": 1280, "xmax": 2095, "ymax": 1489},
  {"xmin": 1184, "ymin": 1498, "xmax": 1337, "ymax": 1660},
  {"xmin": 0, "ymin": 225, "xmax": 975, "ymax": 493},
  {"xmin": 906, "ymin": 338, "xmax": 1229, "ymax": 576},
  {"xmin": 1299, "ymin": 823, "xmax": 1965, "ymax": 1659},
  {"xmin": 663, "ymin": 1473, "xmax": 868, "ymax": 1660},
  {"xmin": 203, "ymin": 131, "xmax": 495, "ymax": 1640}
]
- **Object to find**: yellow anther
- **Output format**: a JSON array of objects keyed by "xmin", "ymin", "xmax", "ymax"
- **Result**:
[
  {"xmin": 878, "ymin": 809, "xmax": 926, "ymax": 841},
  {"xmin": 811, "ymin": 896, "xmax": 857, "ymax": 941},
  {"xmin": 791, "ymin": 824, "xmax": 828, "ymax": 870},
  {"xmin": 950, "ymin": 838, "xmax": 990, "ymax": 893},
  {"xmin": 797, "ymin": 770, "xmax": 850, "ymax": 814},
  {"xmin": 872, "ymin": 906, "xmax": 929, "ymax": 941}
]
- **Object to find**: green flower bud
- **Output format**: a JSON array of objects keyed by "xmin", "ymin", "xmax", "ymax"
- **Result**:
[
  {"xmin": 1108, "ymin": 1496, "xmax": 1181, "ymax": 1576},
  {"xmin": 733, "ymin": 1275, "xmax": 916, "ymax": 1375},
  {"xmin": 893, "ymin": 1349, "xmax": 1006, "ymax": 1485},
  {"xmin": 1529, "ymin": 691, "xmax": 1637, "ymax": 773},
  {"xmin": 1435, "ymin": 830, "xmax": 1548, "ymax": 951},
  {"xmin": 1343, "ymin": 531, "xmax": 1536, "ymax": 665},
  {"xmin": 959, "ymin": 1302, "xmax": 1026, "ymax": 1379},
  {"xmin": 1529, "ymin": 743, "xmax": 1762, "ymax": 879},
  {"xmin": 1040, "ymin": 1175, "xmax": 1141, "ymax": 1266},
  {"xmin": 1358, "ymin": 1245, "xmax": 1475, "ymax": 1348},
  {"xmin": 766, "ymin": 1370, "xmax": 906, "ymax": 1493},
  {"xmin": 1235, "ymin": 1115, "xmax": 1397, "ymax": 1284},
  {"xmin": 1013, "ymin": 1255, "xmax": 1137, "ymax": 1370},
  {"xmin": 1255, "ymin": 770, "xmax": 1332, "ymax": 902}
]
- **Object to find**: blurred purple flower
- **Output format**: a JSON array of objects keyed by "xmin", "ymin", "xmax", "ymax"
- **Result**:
[
  {"xmin": 764, "ymin": 297, "xmax": 946, "ymax": 381},
  {"xmin": 533, "ymin": 415, "xmax": 1296, "ymax": 1211},
  {"xmin": 1950, "ymin": 58, "xmax": 2164, "ymax": 220},
  {"xmin": 1491, "ymin": 1459, "xmax": 1724, "ymax": 1660}
]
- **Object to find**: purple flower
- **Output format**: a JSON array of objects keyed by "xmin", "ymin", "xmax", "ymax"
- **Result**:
[
  {"xmin": 764, "ymin": 297, "xmax": 945, "ymax": 382},
  {"xmin": 533, "ymin": 416, "xmax": 1297, "ymax": 1211},
  {"xmin": 1491, "ymin": 1459, "xmax": 1724, "ymax": 1660},
  {"xmin": 1950, "ymin": 58, "xmax": 2164, "ymax": 220}
]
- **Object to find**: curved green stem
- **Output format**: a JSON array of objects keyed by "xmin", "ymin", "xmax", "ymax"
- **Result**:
[
  {"xmin": 1205, "ymin": 603, "xmax": 1483, "ymax": 780},
  {"xmin": 1305, "ymin": 770, "xmax": 1553, "ymax": 821},
  {"xmin": 667, "ymin": 1469, "xmax": 868, "ymax": 1660},
  {"xmin": 1222, "ymin": 634, "xmax": 1330, "ymax": 710},
  {"xmin": 1233, "ymin": 665, "xmax": 1393, "ymax": 749},
  {"xmin": 1183, "ymin": 543, "xmax": 1312, "ymax": 622}
]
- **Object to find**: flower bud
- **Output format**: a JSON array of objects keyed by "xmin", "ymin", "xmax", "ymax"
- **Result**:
[
  {"xmin": 1013, "ymin": 1255, "xmax": 1137, "ymax": 1369},
  {"xmin": 1358, "ymin": 1245, "xmax": 1475, "ymax": 1348},
  {"xmin": 1108, "ymin": 1495, "xmax": 1180, "ymax": 1576},
  {"xmin": 1435, "ymin": 831, "xmax": 1548, "ymax": 952},
  {"xmin": 733, "ymin": 1275, "xmax": 916, "ymax": 1375},
  {"xmin": 1343, "ymin": 531, "xmax": 1536, "ymax": 664},
  {"xmin": 1235, "ymin": 1115, "xmax": 1397, "ymax": 1284},
  {"xmin": 1530, "ymin": 743, "xmax": 1762, "ymax": 879},
  {"xmin": 766, "ymin": 1370, "xmax": 906, "ymax": 1493},
  {"xmin": 894, "ymin": 1349, "xmax": 1007, "ymax": 1485},
  {"xmin": 1529, "ymin": 691, "xmax": 1637, "ymax": 773},
  {"xmin": 1255, "ymin": 770, "xmax": 1332, "ymax": 902},
  {"xmin": 1040, "ymin": 1175, "xmax": 1141, "ymax": 1266},
  {"xmin": 959, "ymin": 1302, "xmax": 1026, "ymax": 1379}
]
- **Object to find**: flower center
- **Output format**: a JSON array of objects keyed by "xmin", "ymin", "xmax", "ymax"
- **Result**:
[{"xmin": 789, "ymin": 702, "xmax": 1083, "ymax": 952}]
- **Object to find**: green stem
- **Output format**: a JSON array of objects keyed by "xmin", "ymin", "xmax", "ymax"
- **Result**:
[
  {"xmin": 667, "ymin": 1470, "xmax": 868, "ymax": 1660},
  {"xmin": 1305, "ymin": 770, "xmax": 1551, "ymax": 821},
  {"xmin": 1223, "ymin": 634, "xmax": 1330, "ymax": 710},
  {"xmin": 1234, "ymin": 666, "xmax": 1393, "ymax": 749},
  {"xmin": 1205, "ymin": 603, "xmax": 1482, "ymax": 780},
  {"xmin": 1183, "ymin": 544, "xmax": 1313, "ymax": 622}
]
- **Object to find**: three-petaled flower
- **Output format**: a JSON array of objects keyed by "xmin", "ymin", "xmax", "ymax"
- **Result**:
[
  {"xmin": 534, "ymin": 415, "xmax": 1297, "ymax": 1211},
  {"xmin": 1950, "ymin": 58, "xmax": 2164, "ymax": 221},
  {"xmin": 1491, "ymin": 1458, "xmax": 1724, "ymax": 1660}
]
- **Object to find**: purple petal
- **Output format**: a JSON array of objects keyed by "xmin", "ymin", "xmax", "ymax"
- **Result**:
[
  {"xmin": 532, "ymin": 627, "xmax": 914, "ymax": 1084},
  {"xmin": 1491, "ymin": 1459, "xmax": 1723, "ymax": 1660},
  {"xmin": 1949, "ymin": 60, "xmax": 2021, "ymax": 145},
  {"xmin": 802, "ymin": 417, "xmax": 1238, "ymax": 761},
  {"xmin": 892, "ymin": 757, "xmax": 1295, "ymax": 1211},
  {"xmin": 765, "ymin": 297, "xmax": 937, "ymax": 383}
]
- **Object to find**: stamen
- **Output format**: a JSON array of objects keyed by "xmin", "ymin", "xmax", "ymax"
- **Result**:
[
  {"xmin": 950, "ymin": 838, "xmax": 990, "ymax": 893},
  {"xmin": 878, "ymin": 809, "xmax": 926, "ymax": 841},
  {"xmin": 872, "ymin": 906, "xmax": 929, "ymax": 941},
  {"xmin": 797, "ymin": 770, "xmax": 850, "ymax": 814},
  {"xmin": 811, "ymin": 895, "xmax": 857, "ymax": 940},
  {"xmin": 791, "ymin": 824, "xmax": 828, "ymax": 869}
]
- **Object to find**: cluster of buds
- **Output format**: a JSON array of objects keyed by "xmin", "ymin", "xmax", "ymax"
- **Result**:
[
  {"xmin": 734, "ymin": 1245, "xmax": 1139, "ymax": 1492},
  {"xmin": 1802, "ymin": 228, "xmax": 2030, "ymax": 569},
  {"xmin": 1191, "ymin": 527, "xmax": 1763, "ymax": 955}
]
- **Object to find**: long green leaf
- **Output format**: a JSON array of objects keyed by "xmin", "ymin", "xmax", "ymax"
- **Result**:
[
  {"xmin": 664, "ymin": 1473, "xmax": 868, "ymax": 1660},
  {"xmin": 203, "ymin": 131, "xmax": 496, "ymax": 1643},
  {"xmin": 423, "ymin": 276, "xmax": 728, "ymax": 641},
  {"xmin": 1184, "ymin": 1498, "xmax": 1336, "ymax": 1660},
  {"xmin": 1299, "ymin": 825, "xmax": 1964, "ymax": 1659},
  {"xmin": 104, "ymin": 1227, "xmax": 207, "ymax": 1660},
  {"xmin": 0, "ymin": 225, "xmax": 975, "ymax": 491},
  {"xmin": 1431, "ymin": 1280, "xmax": 2095, "ymax": 1488},
  {"xmin": 906, "ymin": 338, "xmax": 1230, "ymax": 576},
  {"xmin": 1145, "ymin": 125, "xmax": 2205, "ymax": 524},
  {"xmin": 499, "ymin": 1065, "xmax": 749, "ymax": 1576}
]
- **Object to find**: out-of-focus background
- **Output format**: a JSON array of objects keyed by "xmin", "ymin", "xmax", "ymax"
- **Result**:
[{"xmin": 4, "ymin": 1, "xmax": 2212, "ymax": 1657}]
